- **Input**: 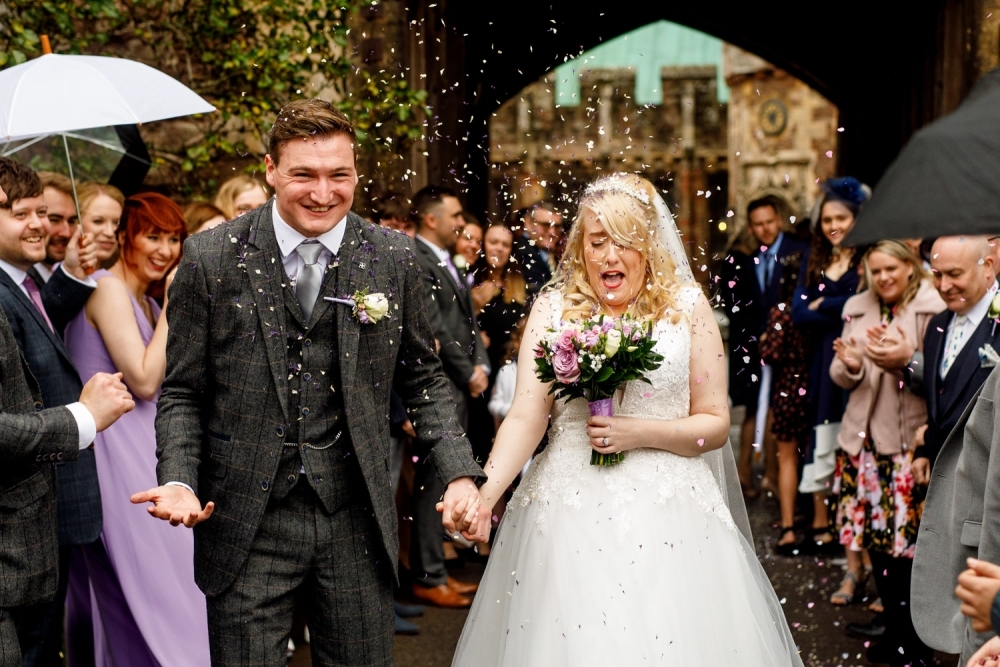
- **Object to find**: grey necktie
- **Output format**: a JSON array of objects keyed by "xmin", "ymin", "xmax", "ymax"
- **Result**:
[{"xmin": 294, "ymin": 240, "xmax": 323, "ymax": 321}]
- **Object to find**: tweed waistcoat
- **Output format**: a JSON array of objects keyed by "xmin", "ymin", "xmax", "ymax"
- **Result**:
[{"xmin": 270, "ymin": 260, "xmax": 364, "ymax": 511}]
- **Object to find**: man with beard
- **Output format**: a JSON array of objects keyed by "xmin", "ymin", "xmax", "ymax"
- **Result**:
[{"xmin": 36, "ymin": 173, "xmax": 79, "ymax": 283}]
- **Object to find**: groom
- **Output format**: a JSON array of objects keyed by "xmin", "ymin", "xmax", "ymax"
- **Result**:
[{"xmin": 132, "ymin": 99, "xmax": 485, "ymax": 666}]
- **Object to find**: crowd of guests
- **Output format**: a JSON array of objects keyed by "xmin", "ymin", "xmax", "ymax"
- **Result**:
[{"xmin": 720, "ymin": 177, "xmax": 1000, "ymax": 667}]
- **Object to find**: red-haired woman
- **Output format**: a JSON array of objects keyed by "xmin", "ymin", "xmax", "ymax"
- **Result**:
[{"xmin": 63, "ymin": 193, "xmax": 209, "ymax": 666}]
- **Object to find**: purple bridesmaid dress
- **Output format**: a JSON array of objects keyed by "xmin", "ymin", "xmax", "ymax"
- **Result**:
[{"xmin": 64, "ymin": 270, "xmax": 210, "ymax": 667}]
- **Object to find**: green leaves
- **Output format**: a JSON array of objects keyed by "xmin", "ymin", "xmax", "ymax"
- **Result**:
[{"xmin": 1, "ymin": 0, "xmax": 429, "ymax": 198}]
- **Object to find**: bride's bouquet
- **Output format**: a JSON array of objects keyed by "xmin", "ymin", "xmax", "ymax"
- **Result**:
[{"xmin": 534, "ymin": 315, "xmax": 664, "ymax": 466}]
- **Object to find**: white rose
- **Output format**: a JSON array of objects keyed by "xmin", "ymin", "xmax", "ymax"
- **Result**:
[
  {"xmin": 604, "ymin": 329, "xmax": 622, "ymax": 357},
  {"xmin": 991, "ymin": 292, "xmax": 1000, "ymax": 317},
  {"xmin": 452, "ymin": 254, "xmax": 468, "ymax": 270},
  {"xmin": 363, "ymin": 293, "xmax": 389, "ymax": 322}
]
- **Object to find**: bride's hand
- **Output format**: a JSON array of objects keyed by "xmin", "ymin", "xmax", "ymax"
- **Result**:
[{"xmin": 587, "ymin": 415, "xmax": 640, "ymax": 455}]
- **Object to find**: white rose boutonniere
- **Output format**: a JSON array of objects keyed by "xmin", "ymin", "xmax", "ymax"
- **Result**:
[
  {"xmin": 324, "ymin": 289, "xmax": 389, "ymax": 325},
  {"xmin": 452, "ymin": 254, "xmax": 468, "ymax": 271}
]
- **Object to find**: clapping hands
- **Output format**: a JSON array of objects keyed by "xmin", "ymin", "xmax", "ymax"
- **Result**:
[
  {"xmin": 864, "ymin": 323, "xmax": 915, "ymax": 371},
  {"xmin": 437, "ymin": 477, "xmax": 491, "ymax": 543},
  {"xmin": 833, "ymin": 336, "xmax": 864, "ymax": 373}
]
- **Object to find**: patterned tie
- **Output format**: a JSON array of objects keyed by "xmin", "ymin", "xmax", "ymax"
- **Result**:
[
  {"xmin": 940, "ymin": 314, "xmax": 969, "ymax": 378},
  {"xmin": 294, "ymin": 240, "xmax": 323, "ymax": 321},
  {"xmin": 22, "ymin": 274, "xmax": 53, "ymax": 332}
]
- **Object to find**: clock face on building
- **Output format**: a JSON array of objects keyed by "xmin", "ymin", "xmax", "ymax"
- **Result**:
[{"xmin": 759, "ymin": 99, "xmax": 788, "ymax": 136}]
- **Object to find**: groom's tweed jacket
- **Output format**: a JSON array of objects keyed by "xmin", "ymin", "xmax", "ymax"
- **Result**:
[{"xmin": 156, "ymin": 205, "xmax": 484, "ymax": 596}]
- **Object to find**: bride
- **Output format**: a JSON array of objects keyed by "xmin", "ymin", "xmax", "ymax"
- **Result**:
[{"xmin": 448, "ymin": 173, "xmax": 803, "ymax": 666}]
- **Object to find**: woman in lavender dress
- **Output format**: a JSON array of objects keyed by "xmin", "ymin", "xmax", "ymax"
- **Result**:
[{"xmin": 64, "ymin": 193, "xmax": 209, "ymax": 666}]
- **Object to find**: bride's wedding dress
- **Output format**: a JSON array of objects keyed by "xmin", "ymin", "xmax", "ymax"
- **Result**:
[{"xmin": 453, "ymin": 287, "xmax": 803, "ymax": 666}]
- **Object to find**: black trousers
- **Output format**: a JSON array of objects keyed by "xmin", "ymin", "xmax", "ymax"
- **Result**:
[
  {"xmin": 869, "ymin": 551, "xmax": 933, "ymax": 666},
  {"xmin": 410, "ymin": 378, "xmax": 469, "ymax": 588},
  {"xmin": 0, "ymin": 610, "xmax": 20, "ymax": 667},
  {"xmin": 206, "ymin": 482, "xmax": 394, "ymax": 667}
]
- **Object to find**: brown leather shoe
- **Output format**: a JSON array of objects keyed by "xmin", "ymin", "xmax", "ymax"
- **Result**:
[
  {"xmin": 447, "ymin": 576, "xmax": 478, "ymax": 596},
  {"xmin": 411, "ymin": 583, "xmax": 471, "ymax": 608}
]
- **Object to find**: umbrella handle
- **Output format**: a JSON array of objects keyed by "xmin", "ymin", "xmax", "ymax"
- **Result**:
[{"xmin": 41, "ymin": 35, "xmax": 52, "ymax": 55}]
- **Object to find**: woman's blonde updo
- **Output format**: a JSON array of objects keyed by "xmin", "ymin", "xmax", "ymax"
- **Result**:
[{"xmin": 557, "ymin": 173, "xmax": 687, "ymax": 323}]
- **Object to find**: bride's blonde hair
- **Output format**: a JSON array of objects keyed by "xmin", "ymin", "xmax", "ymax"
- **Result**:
[{"xmin": 556, "ymin": 173, "xmax": 686, "ymax": 323}]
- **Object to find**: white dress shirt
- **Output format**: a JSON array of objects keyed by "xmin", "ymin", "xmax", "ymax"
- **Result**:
[
  {"xmin": 940, "ymin": 281, "xmax": 999, "ymax": 376},
  {"xmin": 33, "ymin": 262, "xmax": 53, "ymax": 283},
  {"xmin": 0, "ymin": 259, "xmax": 97, "ymax": 448},
  {"xmin": 272, "ymin": 200, "xmax": 347, "ymax": 282}
]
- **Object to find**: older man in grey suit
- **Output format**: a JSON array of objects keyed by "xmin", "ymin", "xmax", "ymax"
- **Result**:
[
  {"xmin": 132, "ymin": 99, "xmax": 485, "ymax": 667},
  {"xmin": 912, "ymin": 238, "xmax": 1000, "ymax": 663}
]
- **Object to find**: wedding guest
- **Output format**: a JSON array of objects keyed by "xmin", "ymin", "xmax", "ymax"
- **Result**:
[
  {"xmin": 514, "ymin": 202, "xmax": 562, "ymax": 294},
  {"xmin": 37, "ymin": 172, "xmax": 79, "ymax": 282},
  {"xmin": 412, "ymin": 185, "xmax": 487, "ymax": 608},
  {"xmin": 0, "ymin": 159, "xmax": 100, "ymax": 667},
  {"xmin": 77, "ymin": 182, "xmax": 125, "ymax": 269},
  {"xmin": 471, "ymin": 222, "xmax": 529, "ymax": 381},
  {"xmin": 758, "ymin": 251, "xmax": 809, "ymax": 556},
  {"xmin": 830, "ymin": 240, "xmax": 942, "ymax": 666},
  {"xmin": 455, "ymin": 215, "xmax": 483, "ymax": 273},
  {"xmin": 183, "ymin": 202, "xmax": 227, "ymax": 236},
  {"xmin": 956, "ymin": 558, "xmax": 1000, "ymax": 663},
  {"xmin": 374, "ymin": 191, "xmax": 414, "ymax": 236},
  {"xmin": 488, "ymin": 317, "xmax": 526, "ymax": 428},
  {"xmin": 792, "ymin": 177, "xmax": 867, "ymax": 580},
  {"xmin": 63, "ymin": 192, "xmax": 209, "ymax": 666},
  {"xmin": 213, "ymin": 174, "xmax": 269, "ymax": 219}
]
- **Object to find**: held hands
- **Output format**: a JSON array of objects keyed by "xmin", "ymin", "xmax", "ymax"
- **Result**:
[
  {"xmin": 956, "ymin": 558, "xmax": 1000, "ymax": 633},
  {"xmin": 587, "ymin": 415, "xmax": 639, "ymax": 456},
  {"xmin": 436, "ymin": 477, "xmax": 490, "ymax": 543},
  {"xmin": 864, "ymin": 324, "xmax": 915, "ymax": 371},
  {"xmin": 468, "ymin": 365, "xmax": 489, "ymax": 397},
  {"xmin": 833, "ymin": 336, "xmax": 863, "ymax": 374},
  {"xmin": 967, "ymin": 636, "xmax": 1000, "ymax": 667},
  {"xmin": 79, "ymin": 372, "xmax": 135, "ymax": 431},
  {"xmin": 130, "ymin": 484, "xmax": 215, "ymax": 528},
  {"xmin": 62, "ymin": 227, "xmax": 98, "ymax": 280}
]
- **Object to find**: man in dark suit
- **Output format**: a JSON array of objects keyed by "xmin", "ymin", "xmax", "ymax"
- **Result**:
[
  {"xmin": 0, "ymin": 177, "xmax": 134, "ymax": 667},
  {"xmin": 904, "ymin": 235, "xmax": 1000, "ymax": 662},
  {"xmin": 718, "ymin": 196, "xmax": 807, "ymax": 494},
  {"xmin": 0, "ymin": 159, "xmax": 100, "ymax": 666},
  {"xmin": 132, "ymin": 100, "xmax": 484, "ymax": 666},
  {"xmin": 410, "ymin": 185, "xmax": 489, "ymax": 608}
]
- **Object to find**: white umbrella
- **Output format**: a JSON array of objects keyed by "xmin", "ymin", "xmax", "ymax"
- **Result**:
[
  {"xmin": 0, "ymin": 42, "xmax": 215, "ymax": 218},
  {"xmin": 0, "ymin": 52, "xmax": 215, "ymax": 140}
]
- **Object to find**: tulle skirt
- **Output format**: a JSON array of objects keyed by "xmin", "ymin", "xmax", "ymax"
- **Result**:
[{"xmin": 452, "ymin": 453, "xmax": 803, "ymax": 666}]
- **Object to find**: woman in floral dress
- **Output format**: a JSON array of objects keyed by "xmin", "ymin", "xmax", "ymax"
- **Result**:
[{"xmin": 829, "ymin": 240, "xmax": 944, "ymax": 667}]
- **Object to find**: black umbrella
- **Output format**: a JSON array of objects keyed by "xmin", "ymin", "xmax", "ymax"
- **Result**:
[{"xmin": 847, "ymin": 68, "xmax": 1000, "ymax": 245}]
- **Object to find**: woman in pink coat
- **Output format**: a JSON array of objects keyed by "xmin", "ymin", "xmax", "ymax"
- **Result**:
[{"xmin": 830, "ymin": 239, "xmax": 944, "ymax": 666}]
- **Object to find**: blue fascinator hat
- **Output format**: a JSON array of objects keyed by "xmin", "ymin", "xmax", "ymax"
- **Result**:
[{"xmin": 821, "ymin": 176, "xmax": 870, "ymax": 216}]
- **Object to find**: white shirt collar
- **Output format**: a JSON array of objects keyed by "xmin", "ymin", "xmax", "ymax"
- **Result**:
[
  {"xmin": 416, "ymin": 234, "xmax": 451, "ymax": 262},
  {"xmin": 271, "ymin": 200, "xmax": 347, "ymax": 259},
  {"xmin": 0, "ymin": 259, "xmax": 29, "ymax": 287},
  {"xmin": 957, "ymin": 281, "xmax": 998, "ymax": 327},
  {"xmin": 33, "ymin": 263, "xmax": 53, "ymax": 282}
]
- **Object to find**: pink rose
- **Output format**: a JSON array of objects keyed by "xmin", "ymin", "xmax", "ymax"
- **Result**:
[
  {"xmin": 552, "ymin": 347, "xmax": 581, "ymax": 384},
  {"xmin": 581, "ymin": 329, "xmax": 600, "ymax": 348},
  {"xmin": 555, "ymin": 329, "xmax": 577, "ymax": 353}
]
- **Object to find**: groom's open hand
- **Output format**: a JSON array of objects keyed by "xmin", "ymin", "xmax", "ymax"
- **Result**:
[
  {"xmin": 130, "ymin": 485, "xmax": 215, "ymax": 528},
  {"xmin": 437, "ymin": 477, "xmax": 490, "ymax": 543}
]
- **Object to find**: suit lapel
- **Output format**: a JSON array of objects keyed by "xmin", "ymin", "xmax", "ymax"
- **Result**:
[
  {"xmin": 243, "ymin": 208, "xmax": 292, "ymax": 421},
  {"xmin": 328, "ymin": 217, "xmax": 362, "ymax": 398},
  {"xmin": 417, "ymin": 240, "xmax": 469, "ymax": 315},
  {"xmin": 943, "ymin": 317, "xmax": 995, "ymax": 415},
  {"xmin": 924, "ymin": 317, "xmax": 945, "ymax": 418},
  {"xmin": 0, "ymin": 270, "xmax": 72, "ymax": 362}
]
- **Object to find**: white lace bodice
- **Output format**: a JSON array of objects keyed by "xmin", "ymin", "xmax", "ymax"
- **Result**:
[{"xmin": 512, "ymin": 285, "xmax": 735, "ymax": 538}]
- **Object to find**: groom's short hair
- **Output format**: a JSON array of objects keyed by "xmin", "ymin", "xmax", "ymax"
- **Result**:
[{"xmin": 268, "ymin": 99, "xmax": 356, "ymax": 166}]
